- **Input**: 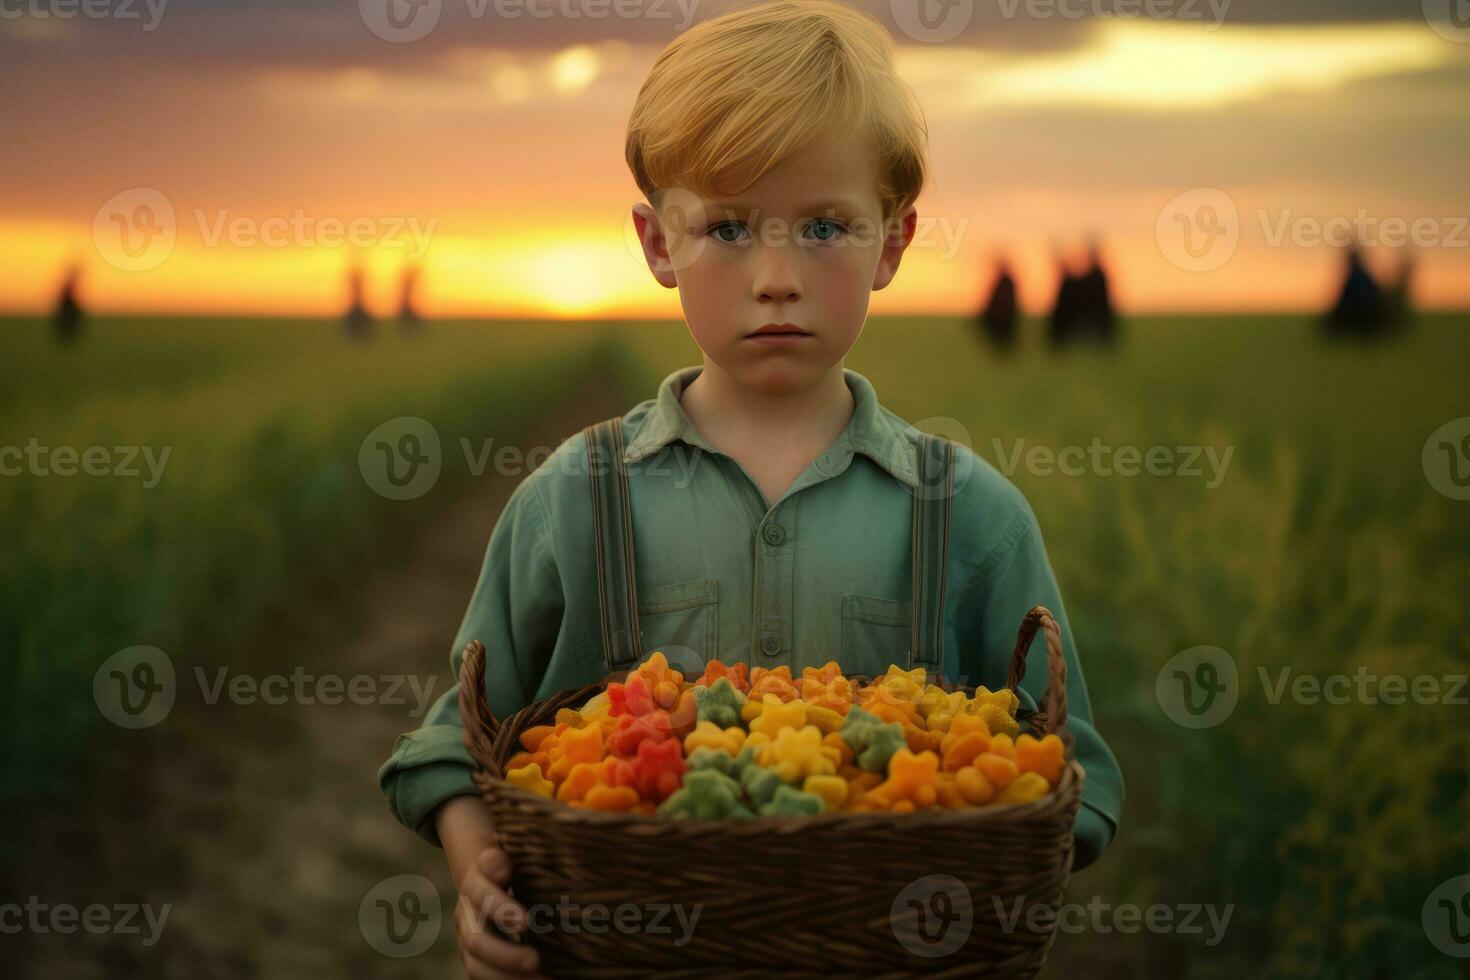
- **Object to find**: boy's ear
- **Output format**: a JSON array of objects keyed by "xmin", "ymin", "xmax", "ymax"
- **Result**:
[
  {"xmin": 632, "ymin": 203, "xmax": 679, "ymax": 289},
  {"xmin": 872, "ymin": 205, "xmax": 918, "ymax": 292}
]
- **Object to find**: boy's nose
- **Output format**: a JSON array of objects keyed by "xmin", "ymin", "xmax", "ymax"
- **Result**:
[{"xmin": 751, "ymin": 245, "xmax": 802, "ymax": 304}]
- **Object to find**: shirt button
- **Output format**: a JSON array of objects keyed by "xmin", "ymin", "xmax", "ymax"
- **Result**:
[
  {"xmin": 760, "ymin": 635, "xmax": 781, "ymax": 657},
  {"xmin": 762, "ymin": 523, "xmax": 786, "ymax": 546}
]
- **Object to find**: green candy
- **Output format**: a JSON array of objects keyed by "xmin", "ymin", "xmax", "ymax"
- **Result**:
[
  {"xmin": 839, "ymin": 705, "xmax": 908, "ymax": 773},
  {"xmin": 657, "ymin": 768, "xmax": 754, "ymax": 820},
  {"xmin": 739, "ymin": 763, "xmax": 782, "ymax": 807},
  {"xmin": 686, "ymin": 746, "xmax": 737, "ymax": 775},
  {"xmin": 757, "ymin": 784, "xmax": 825, "ymax": 817},
  {"xmin": 693, "ymin": 676, "xmax": 747, "ymax": 728}
]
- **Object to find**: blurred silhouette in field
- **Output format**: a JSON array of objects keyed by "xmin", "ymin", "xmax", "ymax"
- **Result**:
[
  {"xmin": 977, "ymin": 254, "xmax": 1018, "ymax": 352},
  {"xmin": 1077, "ymin": 240, "xmax": 1117, "ymax": 346},
  {"xmin": 1048, "ymin": 239, "xmax": 1118, "ymax": 349},
  {"xmin": 398, "ymin": 264, "xmax": 424, "ymax": 334},
  {"xmin": 344, "ymin": 264, "xmax": 373, "ymax": 341},
  {"xmin": 1324, "ymin": 241, "xmax": 1399, "ymax": 339},
  {"xmin": 53, "ymin": 262, "xmax": 84, "ymax": 346},
  {"xmin": 1047, "ymin": 243, "xmax": 1081, "ymax": 348},
  {"xmin": 1385, "ymin": 249, "xmax": 1416, "ymax": 332}
]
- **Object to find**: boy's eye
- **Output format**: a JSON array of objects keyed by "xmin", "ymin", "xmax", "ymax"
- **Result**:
[
  {"xmin": 805, "ymin": 218, "xmax": 846, "ymax": 243},
  {"xmin": 708, "ymin": 221, "xmax": 748, "ymax": 244}
]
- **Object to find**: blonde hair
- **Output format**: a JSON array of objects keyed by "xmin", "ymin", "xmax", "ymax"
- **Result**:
[{"xmin": 625, "ymin": 0, "xmax": 928, "ymax": 222}]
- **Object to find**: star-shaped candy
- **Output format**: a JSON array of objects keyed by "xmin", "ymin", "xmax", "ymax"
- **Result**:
[{"xmin": 693, "ymin": 676, "xmax": 747, "ymax": 728}]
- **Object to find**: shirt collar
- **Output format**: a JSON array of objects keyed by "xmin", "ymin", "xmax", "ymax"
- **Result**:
[{"xmin": 622, "ymin": 364, "xmax": 919, "ymax": 488}]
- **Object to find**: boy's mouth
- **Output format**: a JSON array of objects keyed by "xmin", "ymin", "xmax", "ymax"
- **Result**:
[{"xmin": 747, "ymin": 323, "xmax": 812, "ymax": 338}]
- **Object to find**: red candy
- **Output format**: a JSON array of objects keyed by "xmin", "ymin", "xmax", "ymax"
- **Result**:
[
  {"xmin": 631, "ymin": 737, "xmax": 686, "ymax": 802},
  {"xmin": 607, "ymin": 709, "xmax": 674, "ymax": 757},
  {"xmin": 608, "ymin": 674, "xmax": 657, "ymax": 717}
]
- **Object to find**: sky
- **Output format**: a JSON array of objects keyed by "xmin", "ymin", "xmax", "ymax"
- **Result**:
[{"xmin": 1, "ymin": 0, "xmax": 1468, "ymax": 318}]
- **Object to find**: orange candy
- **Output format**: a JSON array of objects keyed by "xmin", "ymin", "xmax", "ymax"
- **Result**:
[
  {"xmin": 1015, "ymin": 734, "xmax": 1066, "ymax": 786},
  {"xmin": 864, "ymin": 749, "xmax": 939, "ymax": 811},
  {"xmin": 749, "ymin": 665, "xmax": 798, "ymax": 702},
  {"xmin": 974, "ymin": 752, "xmax": 1019, "ymax": 789}
]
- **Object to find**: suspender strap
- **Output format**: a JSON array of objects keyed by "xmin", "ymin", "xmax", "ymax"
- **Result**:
[
  {"xmin": 910, "ymin": 433, "xmax": 955, "ymax": 670},
  {"xmin": 585, "ymin": 418, "xmax": 643, "ymax": 671}
]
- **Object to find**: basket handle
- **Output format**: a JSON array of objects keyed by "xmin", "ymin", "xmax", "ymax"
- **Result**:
[
  {"xmin": 1004, "ymin": 605, "xmax": 1069, "ymax": 735},
  {"xmin": 457, "ymin": 640, "xmax": 502, "ymax": 778}
]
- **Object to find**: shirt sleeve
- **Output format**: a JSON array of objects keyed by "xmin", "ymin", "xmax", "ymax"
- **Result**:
[
  {"xmin": 954, "ymin": 501, "xmax": 1125, "ymax": 872},
  {"xmin": 376, "ymin": 472, "xmax": 565, "ymax": 848}
]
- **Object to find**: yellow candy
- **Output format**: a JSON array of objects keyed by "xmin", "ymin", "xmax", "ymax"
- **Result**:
[
  {"xmin": 995, "ymin": 771, "xmax": 1050, "ymax": 806},
  {"xmin": 804, "ymin": 704, "xmax": 845, "ymax": 735},
  {"xmin": 802, "ymin": 774, "xmax": 849, "ymax": 811},
  {"xmin": 506, "ymin": 762, "xmax": 554, "ymax": 798},
  {"xmin": 683, "ymin": 720, "xmax": 747, "ymax": 756},
  {"xmin": 758, "ymin": 725, "xmax": 836, "ymax": 783},
  {"xmin": 955, "ymin": 766, "xmax": 995, "ymax": 805},
  {"xmin": 975, "ymin": 702, "xmax": 1020, "ymax": 740},
  {"xmin": 749, "ymin": 697, "xmax": 808, "ymax": 740},
  {"xmin": 580, "ymin": 691, "xmax": 611, "ymax": 719}
]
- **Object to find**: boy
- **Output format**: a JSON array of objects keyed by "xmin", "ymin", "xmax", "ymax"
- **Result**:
[{"xmin": 379, "ymin": 1, "xmax": 1124, "ymax": 974}]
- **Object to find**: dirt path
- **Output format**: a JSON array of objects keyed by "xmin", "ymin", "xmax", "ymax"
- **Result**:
[{"xmin": 20, "ymin": 376, "xmax": 630, "ymax": 979}]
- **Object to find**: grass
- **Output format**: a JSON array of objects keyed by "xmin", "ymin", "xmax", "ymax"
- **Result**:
[
  {"xmin": 0, "ymin": 316, "xmax": 628, "ymax": 809},
  {"xmin": 5, "ymin": 311, "xmax": 1468, "ymax": 977}
]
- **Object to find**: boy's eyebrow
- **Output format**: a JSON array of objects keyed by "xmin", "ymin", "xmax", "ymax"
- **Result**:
[{"xmin": 704, "ymin": 198, "xmax": 865, "ymax": 215}]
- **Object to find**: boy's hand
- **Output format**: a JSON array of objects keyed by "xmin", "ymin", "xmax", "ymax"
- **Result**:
[{"xmin": 435, "ymin": 796, "xmax": 543, "ymax": 979}]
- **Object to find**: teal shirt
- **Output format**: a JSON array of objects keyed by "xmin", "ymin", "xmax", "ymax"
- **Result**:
[{"xmin": 379, "ymin": 365, "xmax": 1123, "ymax": 867}]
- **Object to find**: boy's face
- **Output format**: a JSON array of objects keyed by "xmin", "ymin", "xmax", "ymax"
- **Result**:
[{"xmin": 632, "ymin": 133, "xmax": 917, "ymax": 394}]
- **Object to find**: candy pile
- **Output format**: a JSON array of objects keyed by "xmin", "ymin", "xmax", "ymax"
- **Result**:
[{"xmin": 502, "ymin": 653, "xmax": 1067, "ymax": 819}]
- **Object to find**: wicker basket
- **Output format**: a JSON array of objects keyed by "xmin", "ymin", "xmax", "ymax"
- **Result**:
[{"xmin": 458, "ymin": 605, "xmax": 1085, "ymax": 978}]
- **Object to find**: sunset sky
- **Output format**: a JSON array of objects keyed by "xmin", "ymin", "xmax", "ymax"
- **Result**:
[{"xmin": 2, "ymin": 0, "xmax": 1468, "ymax": 317}]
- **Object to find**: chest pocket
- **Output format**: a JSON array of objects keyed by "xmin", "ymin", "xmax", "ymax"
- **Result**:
[
  {"xmin": 840, "ymin": 592, "xmax": 913, "ymax": 677},
  {"xmin": 635, "ymin": 579, "xmax": 719, "ymax": 676}
]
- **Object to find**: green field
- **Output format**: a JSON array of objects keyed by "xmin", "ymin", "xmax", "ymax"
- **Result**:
[{"xmin": 4, "ymin": 313, "xmax": 1468, "ymax": 977}]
